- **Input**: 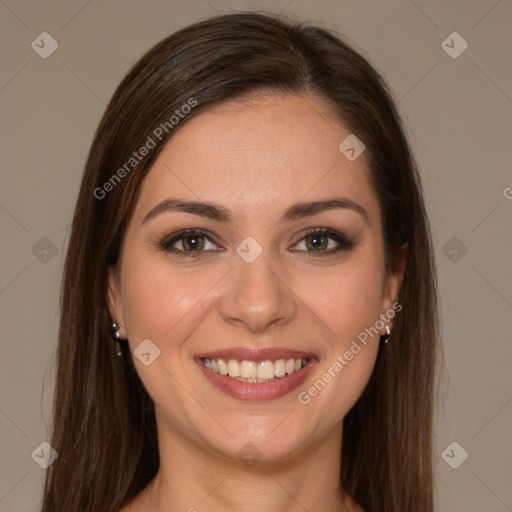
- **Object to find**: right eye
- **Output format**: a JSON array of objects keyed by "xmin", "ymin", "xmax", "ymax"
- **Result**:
[{"xmin": 159, "ymin": 229, "xmax": 223, "ymax": 257}]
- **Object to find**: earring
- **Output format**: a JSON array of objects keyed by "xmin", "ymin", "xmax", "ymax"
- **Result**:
[
  {"xmin": 110, "ymin": 322, "xmax": 122, "ymax": 356},
  {"xmin": 379, "ymin": 325, "xmax": 391, "ymax": 347}
]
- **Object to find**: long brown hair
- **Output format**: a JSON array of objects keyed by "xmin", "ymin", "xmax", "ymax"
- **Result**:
[{"xmin": 42, "ymin": 12, "xmax": 440, "ymax": 512}]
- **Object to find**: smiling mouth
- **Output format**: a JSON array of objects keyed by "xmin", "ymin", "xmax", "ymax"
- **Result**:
[{"xmin": 201, "ymin": 357, "xmax": 308, "ymax": 383}]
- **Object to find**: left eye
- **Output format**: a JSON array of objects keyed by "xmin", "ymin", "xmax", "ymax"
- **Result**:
[{"xmin": 291, "ymin": 229, "xmax": 354, "ymax": 254}]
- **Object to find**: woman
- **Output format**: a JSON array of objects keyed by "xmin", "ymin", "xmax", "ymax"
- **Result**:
[{"xmin": 42, "ymin": 12, "xmax": 440, "ymax": 512}]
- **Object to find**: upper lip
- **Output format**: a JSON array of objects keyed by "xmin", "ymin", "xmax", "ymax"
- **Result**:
[{"xmin": 195, "ymin": 347, "xmax": 317, "ymax": 361}]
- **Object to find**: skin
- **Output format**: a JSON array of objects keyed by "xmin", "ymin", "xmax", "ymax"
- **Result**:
[{"xmin": 108, "ymin": 93, "xmax": 406, "ymax": 512}]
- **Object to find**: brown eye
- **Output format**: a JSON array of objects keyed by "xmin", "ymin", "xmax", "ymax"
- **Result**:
[
  {"xmin": 291, "ymin": 228, "xmax": 355, "ymax": 255},
  {"xmin": 178, "ymin": 234, "xmax": 206, "ymax": 251},
  {"xmin": 303, "ymin": 233, "xmax": 330, "ymax": 251},
  {"xmin": 159, "ymin": 229, "xmax": 221, "ymax": 257}
]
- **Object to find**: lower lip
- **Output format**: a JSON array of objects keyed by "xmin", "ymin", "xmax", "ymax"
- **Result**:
[{"xmin": 195, "ymin": 357, "xmax": 318, "ymax": 401}]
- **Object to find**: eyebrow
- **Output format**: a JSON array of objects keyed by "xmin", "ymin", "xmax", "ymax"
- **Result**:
[{"xmin": 141, "ymin": 197, "xmax": 369, "ymax": 225}]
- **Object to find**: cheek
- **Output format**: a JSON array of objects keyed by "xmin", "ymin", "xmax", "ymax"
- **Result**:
[
  {"xmin": 118, "ymin": 256, "xmax": 213, "ymax": 414},
  {"xmin": 294, "ymin": 263, "xmax": 384, "ymax": 416},
  {"xmin": 294, "ymin": 258, "xmax": 385, "ymax": 344},
  {"xmin": 119, "ymin": 253, "xmax": 217, "ymax": 342}
]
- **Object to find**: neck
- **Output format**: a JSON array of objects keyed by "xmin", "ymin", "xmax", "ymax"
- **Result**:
[{"xmin": 132, "ymin": 417, "xmax": 361, "ymax": 512}]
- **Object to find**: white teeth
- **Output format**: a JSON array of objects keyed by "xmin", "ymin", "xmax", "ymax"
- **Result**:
[
  {"xmin": 257, "ymin": 360, "xmax": 274, "ymax": 380},
  {"xmin": 227, "ymin": 359, "xmax": 240, "ymax": 377},
  {"xmin": 235, "ymin": 377, "xmax": 269, "ymax": 383},
  {"xmin": 274, "ymin": 359, "xmax": 286, "ymax": 377},
  {"xmin": 203, "ymin": 357, "xmax": 308, "ymax": 380},
  {"xmin": 240, "ymin": 360, "xmax": 257, "ymax": 379},
  {"xmin": 217, "ymin": 358, "xmax": 228, "ymax": 375}
]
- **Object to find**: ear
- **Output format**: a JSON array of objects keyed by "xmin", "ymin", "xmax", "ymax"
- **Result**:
[
  {"xmin": 379, "ymin": 243, "xmax": 407, "ymax": 333},
  {"xmin": 107, "ymin": 265, "xmax": 127, "ymax": 338}
]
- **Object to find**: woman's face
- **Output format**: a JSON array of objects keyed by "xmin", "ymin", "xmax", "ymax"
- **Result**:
[{"xmin": 108, "ymin": 93, "xmax": 404, "ymax": 464}]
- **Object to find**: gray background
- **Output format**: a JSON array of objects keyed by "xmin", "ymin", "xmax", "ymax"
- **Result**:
[{"xmin": 1, "ymin": 0, "xmax": 511, "ymax": 510}]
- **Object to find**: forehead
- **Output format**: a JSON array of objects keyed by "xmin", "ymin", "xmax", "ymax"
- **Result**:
[{"xmin": 133, "ymin": 94, "xmax": 379, "ymax": 224}]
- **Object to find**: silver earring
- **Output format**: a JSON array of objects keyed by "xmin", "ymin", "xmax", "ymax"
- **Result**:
[
  {"xmin": 380, "ymin": 325, "xmax": 391, "ymax": 347},
  {"xmin": 110, "ymin": 322, "xmax": 122, "ymax": 356}
]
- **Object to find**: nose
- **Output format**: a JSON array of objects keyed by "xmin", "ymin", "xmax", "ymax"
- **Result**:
[{"xmin": 219, "ymin": 250, "xmax": 297, "ymax": 333}]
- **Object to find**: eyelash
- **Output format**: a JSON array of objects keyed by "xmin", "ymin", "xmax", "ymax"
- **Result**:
[{"xmin": 158, "ymin": 227, "xmax": 355, "ymax": 258}]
